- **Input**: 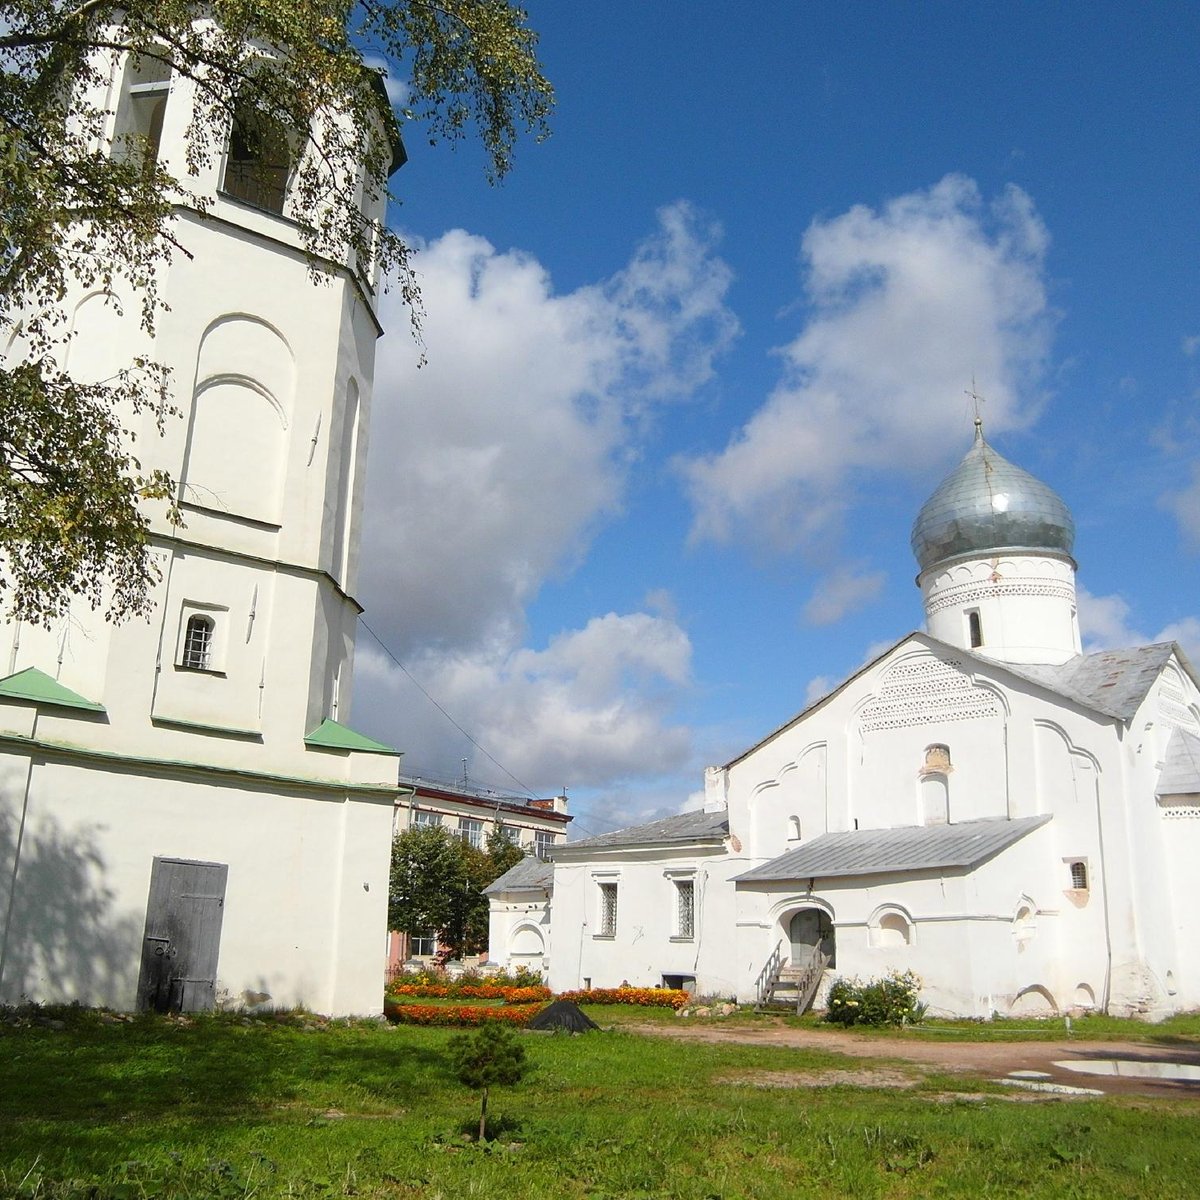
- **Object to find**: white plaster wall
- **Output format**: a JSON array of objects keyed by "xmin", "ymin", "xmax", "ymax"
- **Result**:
[
  {"xmin": 920, "ymin": 555, "xmax": 1081, "ymax": 665},
  {"xmin": 548, "ymin": 845, "xmax": 745, "ymax": 997},
  {"xmin": 487, "ymin": 890, "xmax": 551, "ymax": 979},
  {"xmin": 0, "ymin": 749, "xmax": 394, "ymax": 1013}
]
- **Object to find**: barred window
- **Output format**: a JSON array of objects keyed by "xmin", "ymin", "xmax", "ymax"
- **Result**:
[
  {"xmin": 598, "ymin": 882, "xmax": 618, "ymax": 936},
  {"xmin": 222, "ymin": 103, "xmax": 293, "ymax": 214},
  {"xmin": 181, "ymin": 614, "xmax": 214, "ymax": 670},
  {"xmin": 675, "ymin": 879, "xmax": 695, "ymax": 939},
  {"xmin": 1070, "ymin": 860, "xmax": 1089, "ymax": 890}
]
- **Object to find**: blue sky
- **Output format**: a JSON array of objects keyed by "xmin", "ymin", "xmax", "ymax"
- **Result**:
[{"xmin": 351, "ymin": 2, "xmax": 1200, "ymax": 838}]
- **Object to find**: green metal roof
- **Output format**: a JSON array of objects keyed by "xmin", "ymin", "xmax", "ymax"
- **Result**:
[
  {"xmin": 304, "ymin": 718, "xmax": 396, "ymax": 755},
  {"xmin": 0, "ymin": 667, "xmax": 106, "ymax": 713}
]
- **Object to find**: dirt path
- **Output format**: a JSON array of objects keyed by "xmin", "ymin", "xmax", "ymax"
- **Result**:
[{"xmin": 623, "ymin": 1017, "xmax": 1200, "ymax": 1099}]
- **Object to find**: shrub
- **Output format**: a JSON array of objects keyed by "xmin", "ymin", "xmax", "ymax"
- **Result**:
[{"xmin": 825, "ymin": 970, "xmax": 924, "ymax": 1027}]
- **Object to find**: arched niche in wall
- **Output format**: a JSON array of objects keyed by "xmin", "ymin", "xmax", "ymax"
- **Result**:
[
  {"xmin": 868, "ymin": 904, "xmax": 915, "ymax": 948},
  {"xmin": 65, "ymin": 291, "xmax": 142, "ymax": 451},
  {"xmin": 1033, "ymin": 720, "xmax": 1100, "ymax": 811},
  {"xmin": 182, "ymin": 316, "xmax": 294, "ymax": 525}
]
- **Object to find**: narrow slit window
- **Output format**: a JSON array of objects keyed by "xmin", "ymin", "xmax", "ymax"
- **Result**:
[
  {"xmin": 181, "ymin": 614, "xmax": 214, "ymax": 670},
  {"xmin": 967, "ymin": 609, "xmax": 984, "ymax": 648}
]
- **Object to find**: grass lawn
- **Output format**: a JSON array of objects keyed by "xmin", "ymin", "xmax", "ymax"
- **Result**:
[{"xmin": 2, "ymin": 1005, "xmax": 1199, "ymax": 1198}]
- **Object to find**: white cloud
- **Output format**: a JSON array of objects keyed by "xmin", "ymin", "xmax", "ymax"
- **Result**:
[
  {"xmin": 678, "ymin": 175, "xmax": 1054, "ymax": 554},
  {"xmin": 354, "ymin": 612, "xmax": 694, "ymax": 788},
  {"xmin": 1154, "ymin": 617, "xmax": 1200, "ymax": 664},
  {"xmin": 803, "ymin": 563, "xmax": 886, "ymax": 625},
  {"xmin": 360, "ymin": 53, "xmax": 410, "ymax": 110},
  {"xmin": 353, "ymin": 206, "xmax": 736, "ymax": 791},
  {"xmin": 804, "ymin": 675, "xmax": 836, "ymax": 706},
  {"xmin": 1182, "ymin": 333, "xmax": 1200, "ymax": 358},
  {"xmin": 1077, "ymin": 585, "xmax": 1143, "ymax": 651},
  {"xmin": 1077, "ymin": 586, "xmax": 1200, "ymax": 660},
  {"xmin": 360, "ymin": 203, "xmax": 737, "ymax": 657},
  {"xmin": 1162, "ymin": 464, "xmax": 1200, "ymax": 549}
]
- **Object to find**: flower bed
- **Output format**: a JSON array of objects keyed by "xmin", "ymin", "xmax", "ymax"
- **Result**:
[
  {"xmin": 387, "ymin": 983, "xmax": 551, "ymax": 1004},
  {"xmin": 384, "ymin": 1001, "xmax": 544, "ymax": 1027},
  {"xmin": 557, "ymin": 987, "xmax": 689, "ymax": 1010}
]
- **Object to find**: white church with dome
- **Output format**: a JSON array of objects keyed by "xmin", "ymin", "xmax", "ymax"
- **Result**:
[{"xmin": 489, "ymin": 419, "xmax": 1200, "ymax": 1019}]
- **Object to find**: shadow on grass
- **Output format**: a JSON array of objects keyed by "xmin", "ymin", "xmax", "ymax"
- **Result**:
[{"xmin": 0, "ymin": 1011, "xmax": 450, "ymax": 1124}]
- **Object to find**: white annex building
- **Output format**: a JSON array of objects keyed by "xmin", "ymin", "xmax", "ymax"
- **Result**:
[
  {"xmin": 1, "ymin": 37, "xmax": 403, "ymax": 1014},
  {"xmin": 489, "ymin": 420, "xmax": 1200, "ymax": 1019}
]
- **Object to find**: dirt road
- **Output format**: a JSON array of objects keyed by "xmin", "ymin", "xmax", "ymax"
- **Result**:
[{"xmin": 624, "ymin": 1017, "xmax": 1200, "ymax": 1099}]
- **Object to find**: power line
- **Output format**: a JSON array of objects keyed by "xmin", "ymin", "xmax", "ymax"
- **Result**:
[{"xmin": 357, "ymin": 616, "xmax": 540, "ymax": 800}]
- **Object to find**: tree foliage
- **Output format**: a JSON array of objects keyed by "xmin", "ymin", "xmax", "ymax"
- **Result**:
[
  {"xmin": 0, "ymin": 1, "xmax": 552, "ymax": 625},
  {"xmin": 388, "ymin": 822, "xmax": 529, "ymax": 958},
  {"xmin": 447, "ymin": 1021, "xmax": 528, "ymax": 1141}
]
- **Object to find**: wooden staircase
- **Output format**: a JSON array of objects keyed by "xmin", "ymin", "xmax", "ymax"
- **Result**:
[{"xmin": 755, "ymin": 943, "xmax": 831, "ymax": 1014}]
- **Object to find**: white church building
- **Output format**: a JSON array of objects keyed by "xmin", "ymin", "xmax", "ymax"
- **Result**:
[
  {"xmin": 490, "ymin": 420, "xmax": 1200, "ymax": 1019},
  {"xmin": 1, "ymin": 36, "xmax": 403, "ymax": 1014}
]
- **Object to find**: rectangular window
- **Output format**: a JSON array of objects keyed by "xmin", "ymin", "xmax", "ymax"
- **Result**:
[
  {"xmin": 497, "ymin": 823, "xmax": 520, "ymax": 845},
  {"xmin": 409, "ymin": 930, "xmax": 436, "ymax": 957},
  {"xmin": 675, "ymin": 879, "xmax": 695, "ymax": 939},
  {"xmin": 458, "ymin": 818, "xmax": 483, "ymax": 849},
  {"xmin": 535, "ymin": 830, "xmax": 554, "ymax": 859},
  {"xmin": 412, "ymin": 810, "xmax": 441, "ymax": 829},
  {"xmin": 598, "ymin": 882, "xmax": 618, "ymax": 936}
]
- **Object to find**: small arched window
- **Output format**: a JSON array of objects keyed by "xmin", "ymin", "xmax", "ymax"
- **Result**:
[
  {"xmin": 967, "ymin": 609, "xmax": 984, "ymax": 648},
  {"xmin": 1069, "ymin": 860, "xmax": 1088, "ymax": 890},
  {"xmin": 181, "ymin": 614, "xmax": 214, "ymax": 671},
  {"xmin": 222, "ymin": 103, "xmax": 294, "ymax": 214},
  {"xmin": 788, "ymin": 816, "xmax": 802, "ymax": 841}
]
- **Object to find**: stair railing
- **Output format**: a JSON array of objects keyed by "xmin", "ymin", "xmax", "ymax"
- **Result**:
[
  {"xmin": 794, "ymin": 948, "xmax": 831, "ymax": 1015},
  {"xmin": 754, "ymin": 939, "xmax": 784, "ymax": 1006}
]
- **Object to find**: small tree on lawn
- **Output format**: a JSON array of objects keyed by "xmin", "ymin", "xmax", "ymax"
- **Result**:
[{"xmin": 447, "ymin": 1022, "xmax": 528, "ymax": 1141}]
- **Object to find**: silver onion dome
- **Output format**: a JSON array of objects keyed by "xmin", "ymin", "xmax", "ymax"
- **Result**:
[{"xmin": 911, "ymin": 421, "xmax": 1075, "ymax": 574}]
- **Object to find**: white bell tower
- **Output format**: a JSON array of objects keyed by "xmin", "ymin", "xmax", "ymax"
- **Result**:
[{"xmin": 1, "ymin": 33, "xmax": 406, "ymax": 1016}]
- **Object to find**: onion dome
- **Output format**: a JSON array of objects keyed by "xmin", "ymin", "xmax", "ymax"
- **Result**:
[{"xmin": 911, "ymin": 420, "xmax": 1075, "ymax": 575}]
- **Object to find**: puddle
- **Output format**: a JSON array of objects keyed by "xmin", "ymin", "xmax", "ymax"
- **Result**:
[
  {"xmin": 1054, "ymin": 1059, "xmax": 1200, "ymax": 1082},
  {"xmin": 998, "ymin": 1078, "xmax": 1103, "ymax": 1096}
]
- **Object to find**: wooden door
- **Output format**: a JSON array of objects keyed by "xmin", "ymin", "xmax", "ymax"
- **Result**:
[
  {"xmin": 136, "ymin": 857, "xmax": 227, "ymax": 1013},
  {"xmin": 789, "ymin": 909, "xmax": 834, "ymax": 968}
]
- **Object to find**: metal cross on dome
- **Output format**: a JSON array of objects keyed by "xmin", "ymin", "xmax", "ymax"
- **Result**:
[{"xmin": 965, "ymin": 379, "xmax": 986, "ymax": 431}]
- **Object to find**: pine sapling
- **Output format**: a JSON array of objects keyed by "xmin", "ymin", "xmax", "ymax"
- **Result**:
[{"xmin": 447, "ymin": 1022, "xmax": 528, "ymax": 1141}]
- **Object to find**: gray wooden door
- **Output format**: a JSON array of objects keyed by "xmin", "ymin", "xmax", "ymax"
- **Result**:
[
  {"xmin": 789, "ymin": 909, "xmax": 834, "ymax": 968},
  {"xmin": 136, "ymin": 857, "xmax": 227, "ymax": 1013}
]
